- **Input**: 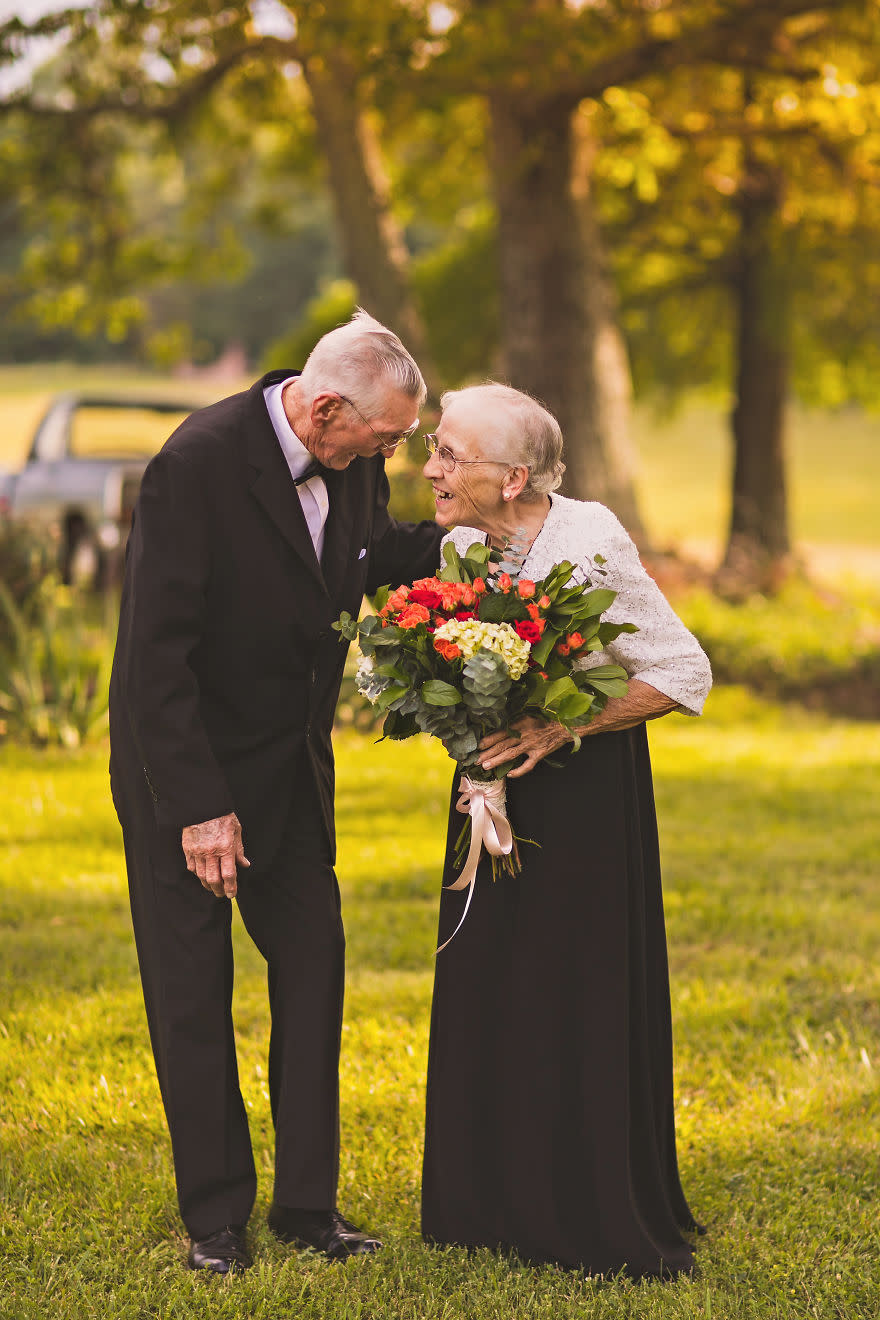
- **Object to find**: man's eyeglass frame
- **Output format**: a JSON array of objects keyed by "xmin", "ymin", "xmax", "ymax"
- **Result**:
[{"xmin": 337, "ymin": 394, "xmax": 419, "ymax": 451}]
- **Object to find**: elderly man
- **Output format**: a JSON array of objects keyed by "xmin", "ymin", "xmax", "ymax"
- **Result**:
[{"xmin": 109, "ymin": 312, "xmax": 442, "ymax": 1274}]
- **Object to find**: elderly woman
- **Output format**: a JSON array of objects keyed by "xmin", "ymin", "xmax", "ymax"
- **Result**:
[{"xmin": 420, "ymin": 383, "xmax": 712, "ymax": 1279}]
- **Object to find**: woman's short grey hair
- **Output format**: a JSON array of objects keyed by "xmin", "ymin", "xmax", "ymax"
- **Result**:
[
  {"xmin": 298, "ymin": 308, "xmax": 427, "ymax": 416},
  {"xmin": 441, "ymin": 382, "xmax": 566, "ymax": 500}
]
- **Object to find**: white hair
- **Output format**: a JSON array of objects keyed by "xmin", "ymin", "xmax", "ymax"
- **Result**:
[
  {"xmin": 297, "ymin": 308, "xmax": 426, "ymax": 416},
  {"xmin": 441, "ymin": 382, "xmax": 566, "ymax": 501}
]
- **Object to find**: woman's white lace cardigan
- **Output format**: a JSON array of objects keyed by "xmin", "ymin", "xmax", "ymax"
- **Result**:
[{"xmin": 441, "ymin": 494, "xmax": 712, "ymax": 716}]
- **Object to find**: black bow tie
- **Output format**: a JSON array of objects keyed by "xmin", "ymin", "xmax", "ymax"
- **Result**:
[{"xmin": 293, "ymin": 460, "xmax": 325, "ymax": 486}]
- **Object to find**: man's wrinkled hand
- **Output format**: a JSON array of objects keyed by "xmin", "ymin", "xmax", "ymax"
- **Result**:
[{"xmin": 181, "ymin": 813, "xmax": 250, "ymax": 899}]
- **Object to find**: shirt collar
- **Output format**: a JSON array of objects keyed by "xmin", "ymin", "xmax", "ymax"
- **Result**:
[{"xmin": 263, "ymin": 377, "xmax": 314, "ymax": 480}]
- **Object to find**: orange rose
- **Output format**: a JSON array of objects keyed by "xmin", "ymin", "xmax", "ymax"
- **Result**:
[
  {"xmin": 473, "ymin": 577, "xmax": 486, "ymax": 595},
  {"xmin": 556, "ymin": 641, "xmax": 571, "ymax": 657},
  {"xmin": 517, "ymin": 579, "xmax": 536, "ymax": 599},
  {"xmin": 460, "ymin": 584, "xmax": 476, "ymax": 607},
  {"xmin": 497, "ymin": 573, "xmax": 513, "ymax": 593},
  {"xmin": 433, "ymin": 637, "xmax": 462, "ymax": 661},
  {"xmin": 566, "ymin": 631, "xmax": 585, "ymax": 650},
  {"xmin": 397, "ymin": 602, "xmax": 431, "ymax": 629},
  {"xmin": 526, "ymin": 602, "xmax": 540, "ymax": 622},
  {"xmin": 538, "ymin": 594, "xmax": 551, "ymax": 609}
]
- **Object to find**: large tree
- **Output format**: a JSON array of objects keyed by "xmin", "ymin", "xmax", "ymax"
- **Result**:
[
  {"xmin": 599, "ymin": 16, "xmax": 880, "ymax": 586},
  {"xmin": 1, "ymin": 0, "xmax": 870, "ymax": 549}
]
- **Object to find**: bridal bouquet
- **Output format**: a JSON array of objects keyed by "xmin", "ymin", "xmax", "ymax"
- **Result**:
[{"xmin": 334, "ymin": 540, "xmax": 637, "ymax": 949}]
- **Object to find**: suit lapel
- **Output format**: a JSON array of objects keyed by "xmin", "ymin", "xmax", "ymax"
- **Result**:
[{"xmin": 244, "ymin": 373, "xmax": 328, "ymax": 597}]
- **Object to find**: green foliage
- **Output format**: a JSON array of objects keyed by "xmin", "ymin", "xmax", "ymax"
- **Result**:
[
  {"xmin": 0, "ymin": 518, "xmax": 57, "ymax": 630},
  {"xmin": 675, "ymin": 580, "xmax": 880, "ymax": 712},
  {"xmin": 2, "ymin": 691, "xmax": 880, "ymax": 1316},
  {"xmin": 264, "ymin": 211, "xmax": 498, "ymax": 388},
  {"xmin": 0, "ymin": 580, "xmax": 113, "ymax": 748}
]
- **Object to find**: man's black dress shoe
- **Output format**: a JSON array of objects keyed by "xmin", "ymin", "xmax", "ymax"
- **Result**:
[
  {"xmin": 187, "ymin": 1225, "xmax": 251, "ymax": 1274},
  {"xmin": 267, "ymin": 1205, "xmax": 382, "ymax": 1261}
]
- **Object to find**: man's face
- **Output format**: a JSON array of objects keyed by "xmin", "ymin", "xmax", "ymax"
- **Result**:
[{"xmin": 307, "ymin": 388, "xmax": 420, "ymax": 469}]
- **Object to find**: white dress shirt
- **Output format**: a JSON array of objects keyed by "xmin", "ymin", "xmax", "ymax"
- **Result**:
[{"xmin": 263, "ymin": 377, "xmax": 330, "ymax": 562}]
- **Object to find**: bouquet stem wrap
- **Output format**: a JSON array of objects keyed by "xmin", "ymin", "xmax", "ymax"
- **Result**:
[{"xmin": 436, "ymin": 775, "xmax": 514, "ymax": 954}]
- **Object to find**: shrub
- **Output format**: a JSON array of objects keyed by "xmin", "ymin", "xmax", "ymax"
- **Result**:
[
  {"xmin": 0, "ymin": 579, "xmax": 114, "ymax": 747},
  {"xmin": 676, "ymin": 580, "xmax": 880, "ymax": 716}
]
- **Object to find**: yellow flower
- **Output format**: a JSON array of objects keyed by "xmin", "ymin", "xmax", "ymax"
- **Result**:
[{"xmin": 433, "ymin": 619, "xmax": 531, "ymax": 680}]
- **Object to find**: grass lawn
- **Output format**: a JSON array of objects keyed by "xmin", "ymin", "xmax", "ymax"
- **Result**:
[{"xmin": 1, "ymin": 688, "xmax": 879, "ymax": 1318}]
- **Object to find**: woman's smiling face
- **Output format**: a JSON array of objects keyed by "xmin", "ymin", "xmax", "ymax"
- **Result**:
[{"xmin": 422, "ymin": 398, "xmax": 511, "ymax": 531}]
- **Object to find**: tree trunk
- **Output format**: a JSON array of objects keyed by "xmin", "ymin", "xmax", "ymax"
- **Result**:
[
  {"xmin": 571, "ymin": 115, "xmax": 646, "ymax": 542},
  {"xmin": 488, "ymin": 91, "xmax": 647, "ymax": 544},
  {"xmin": 719, "ymin": 145, "xmax": 793, "ymax": 591},
  {"xmin": 303, "ymin": 52, "xmax": 441, "ymax": 400}
]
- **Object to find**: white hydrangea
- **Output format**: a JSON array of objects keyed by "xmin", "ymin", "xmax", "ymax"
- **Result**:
[{"xmin": 433, "ymin": 618, "xmax": 531, "ymax": 681}]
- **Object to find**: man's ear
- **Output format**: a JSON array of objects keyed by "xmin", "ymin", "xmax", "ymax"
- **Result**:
[{"xmin": 310, "ymin": 391, "xmax": 341, "ymax": 426}]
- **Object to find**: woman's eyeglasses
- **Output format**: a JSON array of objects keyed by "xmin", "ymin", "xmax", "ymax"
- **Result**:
[
  {"xmin": 424, "ymin": 433, "xmax": 519, "ymax": 473},
  {"xmin": 338, "ymin": 394, "xmax": 419, "ymax": 450}
]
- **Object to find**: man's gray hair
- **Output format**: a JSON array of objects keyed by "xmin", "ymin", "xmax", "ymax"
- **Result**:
[
  {"xmin": 298, "ymin": 308, "xmax": 427, "ymax": 416},
  {"xmin": 441, "ymin": 382, "xmax": 566, "ymax": 501}
]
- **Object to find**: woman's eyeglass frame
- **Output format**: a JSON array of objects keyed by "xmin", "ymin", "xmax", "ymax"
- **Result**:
[
  {"xmin": 337, "ymin": 394, "xmax": 419, "ymax": 450},
  {"xmin": 424, "ymin": 433, "xmax": 526, "ymax": 474}
]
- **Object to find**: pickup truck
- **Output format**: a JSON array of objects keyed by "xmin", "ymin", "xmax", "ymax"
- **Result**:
[{"xmin": 0, "ymin": 392, "xmax": 196, "ymax": 588}]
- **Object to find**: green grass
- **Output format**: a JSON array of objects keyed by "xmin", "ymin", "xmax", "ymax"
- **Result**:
[{"xmin": 1, "ymin": 689, "xmax": 879, "ymax": 1318}]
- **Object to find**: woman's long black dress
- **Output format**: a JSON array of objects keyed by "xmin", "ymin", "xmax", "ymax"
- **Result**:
[{"xmin": 421, "ymin": 723, "xmax": 698, "ymax": 1278}]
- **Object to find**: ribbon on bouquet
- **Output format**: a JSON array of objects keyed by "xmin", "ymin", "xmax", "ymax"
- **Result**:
[{"xmin": 436, "ymin": 775, "xmax": 514, "ymax": 954}]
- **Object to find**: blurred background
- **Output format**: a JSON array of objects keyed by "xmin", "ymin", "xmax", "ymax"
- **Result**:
[{"xmin": 1, "ymin": 0, "xmax": 878, "ymax": 744}]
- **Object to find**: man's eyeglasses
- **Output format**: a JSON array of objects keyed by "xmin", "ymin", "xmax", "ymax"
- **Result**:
[
  {"xmin": 338, "ymin": 394, "xmax": 419, "ymax": 450},
  {"xmin": 424, "ymin": 433, "xmax": 519, "ymax": 473}
]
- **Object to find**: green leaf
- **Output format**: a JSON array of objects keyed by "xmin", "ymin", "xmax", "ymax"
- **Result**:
[
  {"xmin": 421, "ymin": 679, "xmax": 462, "ymax": 706},
  {"xmin": 579, "ymin": 587, "xmax": 617, "ymax": 615},
  {"xmin": 437, "ymin": 541, "xmax": 464, "ymax": 583},
  {"xmin": 586, "ymin": 677, "xmax": 629, "ymax": 699},
  {"xmin": 555, "ymin": 692, "xmax": 596, "ymax": 722},
  {"xmin": 542, "ymin": 676, "xmax": 579, "ymax": 706},
  {"xmin": 528, "ymin": 627, "xmax": 561, "ymax": 668},
  {"xmin": 374, "ymin": 684, "xmax": 407, "ymax": 711},
  {"xmin": 579, "ymin": 664, "xmax": 628, "ymax": 681}
]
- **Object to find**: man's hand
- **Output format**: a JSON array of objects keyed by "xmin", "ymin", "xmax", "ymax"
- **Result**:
[{"xmin": 181, "ymin": 813, "xmax": 250, "ymax": 899}]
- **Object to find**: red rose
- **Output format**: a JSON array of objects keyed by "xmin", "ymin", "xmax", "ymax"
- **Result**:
[
  {"xmin": 514, "ymin": 619, "xmax": 543, "ymax": 644},
  {"xmin": 409, "ymin": 588, "xmax": 443, "ymax": 610},
  {"xmin": 455, "ymin": 609, "xmax": 476, "ymax": 622}
]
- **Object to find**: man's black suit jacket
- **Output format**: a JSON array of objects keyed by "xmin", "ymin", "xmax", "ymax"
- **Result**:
[{"xmin": 109, "ymin": 370, "xmax": 442, "ymax": 870}]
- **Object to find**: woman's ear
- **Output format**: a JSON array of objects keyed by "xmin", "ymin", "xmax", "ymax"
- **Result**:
[{"xmin": 502, "ymin": 465, "xmax": 530, "ymax": 501}]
